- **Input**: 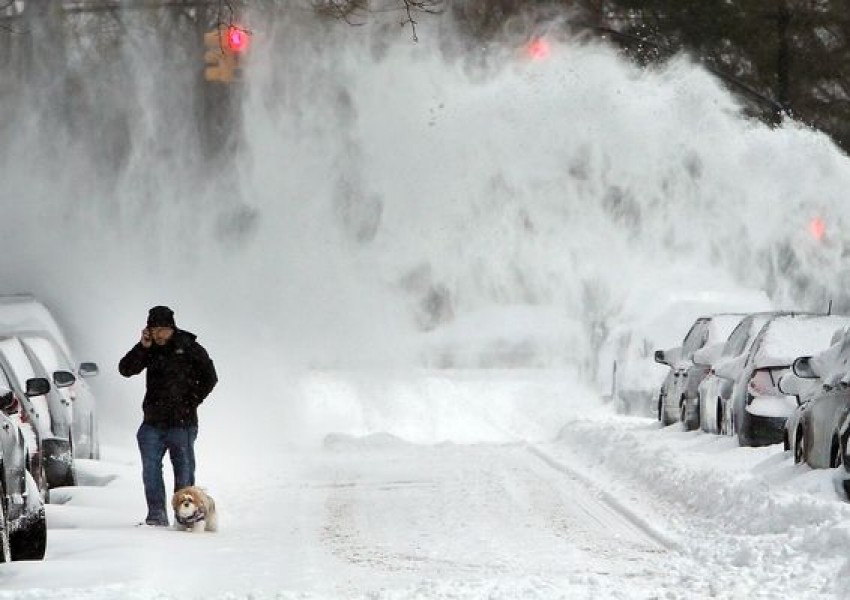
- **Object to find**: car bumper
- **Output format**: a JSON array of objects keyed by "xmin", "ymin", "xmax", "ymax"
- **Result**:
[{"xmin": 743, "ymin": 413, "xmax": 786, "ymax": 446}]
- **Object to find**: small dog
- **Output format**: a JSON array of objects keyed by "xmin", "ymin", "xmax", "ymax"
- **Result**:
[{"xmin": 172, "ymin": 486, "xmax": 218, "ymax": 533}]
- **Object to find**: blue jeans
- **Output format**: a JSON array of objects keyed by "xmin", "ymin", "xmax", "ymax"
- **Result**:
[{"xmin": 136, "ymin": 423, "xmax": 198, "ymax": 522}]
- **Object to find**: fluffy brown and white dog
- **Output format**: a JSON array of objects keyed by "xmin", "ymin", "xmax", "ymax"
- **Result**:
[{"xmin": 172, "ymin": 486, "xmax": 218, "ymax": 533}]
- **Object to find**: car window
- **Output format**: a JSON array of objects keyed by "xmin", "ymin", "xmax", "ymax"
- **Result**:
[
  {"xmin": 820, "ymin": 334, "xmax": 850, "ymax": 387},
  {"xmin": 723, "ymin": 317, "xmax": 751, "ymax": 357},
  {"xmin": 0, "ymin": 363, "xmax": 13, "ymax": 391},
  {"xmin": 682, "ymin": 320, "xmax": 709, "ymax": 357},
  {"xmin": 0, "ymin": 338, "xmax": 38, "ymax": 389}
]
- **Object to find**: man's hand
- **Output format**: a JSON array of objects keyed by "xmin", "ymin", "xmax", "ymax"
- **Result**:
[{"xmin": 140, "ymin": 328, "xmax": 152, "ymax": 349}]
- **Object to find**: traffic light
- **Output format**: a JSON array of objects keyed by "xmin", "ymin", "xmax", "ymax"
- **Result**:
[{"xmin": 204, "ymin": 25, "xmax": 251, "ymax": 83}]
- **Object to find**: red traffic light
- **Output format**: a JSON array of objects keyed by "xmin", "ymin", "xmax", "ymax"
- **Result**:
[
  {"xmin": 527, "ymin": 38, "xmax": 551, "ymax": 61},
  {"xmin": 226, "ymin": 26, "xmax": 250, "ymax": 53}
]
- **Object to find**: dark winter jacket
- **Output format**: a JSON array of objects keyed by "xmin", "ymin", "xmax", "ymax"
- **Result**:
[{"xmin": 118, "ymin": 329, "xmax": 218, "ymax": 428}]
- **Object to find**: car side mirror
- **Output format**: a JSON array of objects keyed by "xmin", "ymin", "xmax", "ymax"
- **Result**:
[
  {"xmin": 25, "ymin": 377, "xmax": 50, "ymax": 397},
  {"xmin": 792, "ymin": 356, "xmax": 817, "ymax": 379},
  {"xmin": 79, "ymin": 362, "xmax": 99, "ymax": 378},
  {"xmin": 53, "ymin": 370, "xmax": 77, "ymax": 388},
  {"xmin": 777, "ymin": 373, "xmax": 803, "ymax": 403},
  {"xmin": 654, "ymin": 350, "xmax": 668, "ymax": 366}
]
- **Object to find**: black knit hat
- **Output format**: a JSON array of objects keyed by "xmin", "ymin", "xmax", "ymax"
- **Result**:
[{"xmin": 147, "ymin": 305, "xmax": 176, "ymax": 328}]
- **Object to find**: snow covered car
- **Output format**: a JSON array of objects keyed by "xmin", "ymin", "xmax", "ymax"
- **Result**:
[
  {"xmin": 0, "ymin": 336, "xmax": 66, "ymax": 492},
  {"xmin": 0, "ymin": 295, "xmax": 75, "ymax": 362},
  {"xmin": 718, "ymin": 314, "xmax": 850, "ymax": 447},
  {"xmin": 655, "ymin": 313, "xmax": 751, "ymax": 429},
  {"xmin": 697, "ymin": 312, "xmax": 790, "ymax": 435},
  {"xmin": 19, "ymin": 330, "xmax": 100, "ymax": 461},
  {"xmin": 598, "ymin": 288, "xmax": 771, "ymax": 418},
  {"xmin": 0, "ymin": 390, "xmax": 47, "ymax": 561},
  {"xmin": 780, "ymin": 328, "xmax": 850, "ymax": 467}
]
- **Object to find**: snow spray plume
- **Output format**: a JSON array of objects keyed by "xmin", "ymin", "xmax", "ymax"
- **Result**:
[{"xmin": 3, "ymin": 5, "xmax": 850, "ymax": 444}]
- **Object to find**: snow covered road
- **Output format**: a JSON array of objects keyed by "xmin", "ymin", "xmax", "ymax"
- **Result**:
[{"xmin": 2, "ymin": 370, "xmax": 850, "ymax": 599}]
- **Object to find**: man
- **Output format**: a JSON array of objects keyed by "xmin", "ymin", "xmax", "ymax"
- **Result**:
[{"xmin": 119, "ymin": 305, "xmax": 218, "ymax": 527}]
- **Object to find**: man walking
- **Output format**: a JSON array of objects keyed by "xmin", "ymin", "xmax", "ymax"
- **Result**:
[{"xmin": 119, "ymin": 305, "xmax": 218, "ymax": 526}]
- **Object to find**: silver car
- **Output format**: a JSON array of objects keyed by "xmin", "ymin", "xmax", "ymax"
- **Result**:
[
  {"xmin": 781, "ymin": 328, "xmax": 850, "ymax": 467},
  {"xmin": 655, "ymin": 313, "xmax": 749, "ymax": 430},
  {"xmin": 698, "ymin": 312, "xmax": 790, "ymax": 435},
  {"xmin": 19, "ymin": 330, "xmax": 100, "ymax": 461},
  {"xmin": 0, "ymin": 388, "xmax": 47, "ymax": 561},
  {"xmin": 719, "ymin": 314, "xmax": 850, "ymax": 447}
]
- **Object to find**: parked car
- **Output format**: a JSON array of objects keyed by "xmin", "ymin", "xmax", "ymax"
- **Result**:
[
  {"xmin": 0, "ymin": 387, "xmax": 48, "ymax": 561},
  {"xmin": 780, "ymin": 328, "xmax": 850, "ymax": 467},
  {"xmin": 19, "ymin": 330, "xmax": 100, "ymax": 461},
  {"xmin": 717, "ymin": 314, "xmax": 850, "ymax": 447},
  {"xmin": 0, "ymin": 356, "xmax": 51, "ymax": 501},
  {"xmin": 0, "ymin": 335, "xmax": 76, "ymax": 490},
  {"xmin": 655, "ymin": 313, "xmax": 751, "ymax": 429},
  {"xmin": 697, "ymin": 312, "xmax": 790, "ymax": 434},
  {"xmin": 599, "ymin": 288, "xmax": 771, "ymax": 417}
]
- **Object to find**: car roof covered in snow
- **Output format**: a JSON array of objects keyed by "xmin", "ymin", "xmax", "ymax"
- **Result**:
[
  {"xmin": 610, "ymin": 288, "xmax": 772, "ymax": 351},
  {"xmin": 706, "ymin": 313, "xmax": 748, "ymax": 342},
  {"xmin": 0, "ymin": 295, "xmax": 71, "ymax": 359},
  {"xmin": 750, "ymin": 314, "xmax": 850, "ymax": 368}
]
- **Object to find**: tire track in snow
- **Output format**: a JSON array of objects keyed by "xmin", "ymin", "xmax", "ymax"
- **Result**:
[
  {"xmin": 318, "ymin": 440, "xmax": 677, "ymax": 587},
  {"xmin": 523, "ymin": 443, "xmax": 680, "ymax": 552}
]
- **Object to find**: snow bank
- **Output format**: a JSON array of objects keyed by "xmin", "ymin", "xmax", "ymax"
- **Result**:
[{"xmin": 551, "ymin": 416, "xmax": 850, "ymax": 597}]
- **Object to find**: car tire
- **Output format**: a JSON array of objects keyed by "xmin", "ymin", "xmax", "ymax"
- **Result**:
[
  {"xmin": 10, "ymin": 506, "xmax": 46, "ymax": 561},
  {"xmin": 660, "ymin": 403, "xmax": 674, "ymax": 427},
  {"xmin": 29, "ymin": 454, "xmax": 49, "ymax": 505},
  {"xmin": 794, "ymin": 430, "xmax": 805, "ymax": 464},
  {"xmin": 831, "ymin": 436, "xmax": 843, "ymax": 469},
  {"xmin": 43, "ymin": 438, "xmax": 76, "ymax": 489},
  {"xmin": 681, "ymin": 397, "xmax": 698, "ymax": 432},
  {"xmin": 719, "ymin": 402, "xmax": 728, "ymax": 436},
  {"xmin": 10, "ymin": 472, "xmax": 46, "ymax": 561},
  {"xmin": 0, "ymin": 475, "xmax": 11, "ymax": 563}
]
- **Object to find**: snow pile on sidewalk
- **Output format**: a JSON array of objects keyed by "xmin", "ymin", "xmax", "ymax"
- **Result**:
[{"xmin": 553, "ymin": 414, "xmax": 850, "ymax": 597}]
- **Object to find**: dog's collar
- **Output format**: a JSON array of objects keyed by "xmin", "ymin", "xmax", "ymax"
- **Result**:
[{"xmin": 175, "ymin": 505, "xmax": 206, "ymax": 526}]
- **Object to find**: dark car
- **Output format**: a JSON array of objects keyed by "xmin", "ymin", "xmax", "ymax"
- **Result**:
[
  {"xmin": 654, "ymin": 313, "xmax": 749, "ymax": 429},
  {"xmin": 19, "ymin": 330, "xmax": 100, "ymax": 461},
  {"xmin": 718, "ymin": 314, "xmax": 850, "ymax": 447},
  {"xmin": 0, "ymin": 388, "xmax": 47, "ymax": 561}
]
